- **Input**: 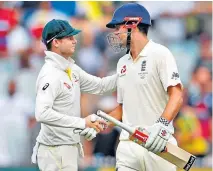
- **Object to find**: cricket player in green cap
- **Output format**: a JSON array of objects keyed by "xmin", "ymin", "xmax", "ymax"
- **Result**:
[{"xmin": 31, "ymin": 19, "xmax": 118, "ymax": 171}]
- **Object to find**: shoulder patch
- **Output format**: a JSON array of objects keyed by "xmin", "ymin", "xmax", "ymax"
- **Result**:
[{"xmin": 42, "ymin": 83, "xmax": 49, "ymax": 90}]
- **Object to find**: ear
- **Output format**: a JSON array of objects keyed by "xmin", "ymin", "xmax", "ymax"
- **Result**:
[
  {"xmin": 52, "ymin": 39, "xmax": 60, "ymax": 48},
  {"xmin": 132, "ymin": 27, "xmax": 139, "ymax": 33}
]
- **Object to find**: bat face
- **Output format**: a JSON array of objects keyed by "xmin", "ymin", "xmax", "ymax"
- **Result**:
[{"xmin": 158, "ymin": 143, "xmax": 196, "ymax": 171}]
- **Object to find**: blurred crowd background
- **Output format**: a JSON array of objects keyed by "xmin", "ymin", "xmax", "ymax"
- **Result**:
[{"xmin": 0, "ymin": 1, "xmax": 212, "ymax": 170}]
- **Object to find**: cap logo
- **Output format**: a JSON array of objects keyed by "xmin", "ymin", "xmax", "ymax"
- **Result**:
[{"xmin": 123, "ymin": 17, "xmax": 142, "ymax": 29}]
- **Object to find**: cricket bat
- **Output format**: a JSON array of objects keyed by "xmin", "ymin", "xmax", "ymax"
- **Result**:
[{"xmin": 97, "ymin": 110, "xmax": 196, "ymax": 171}]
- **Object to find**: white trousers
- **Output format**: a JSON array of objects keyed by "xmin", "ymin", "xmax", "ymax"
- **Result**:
[
  {"xmin": 37, "ymin": 144, "xmax": 79, "ymax": 171},
  {"xmin": 116, "ymin": 136, "xmax": 177, "ymax": 171}
]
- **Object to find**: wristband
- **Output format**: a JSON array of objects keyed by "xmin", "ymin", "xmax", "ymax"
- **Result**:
[{"xmin": 156, "ymin": 117, "xmax": 169, "ymax": 126}]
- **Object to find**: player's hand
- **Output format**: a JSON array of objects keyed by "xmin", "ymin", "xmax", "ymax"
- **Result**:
[
  {"xmin": 144, "ymin": 119, "xmax": 173, "ymax": 153},
  {"xmin": 95, "ymin": 112, "xmax": 109, "ymax": 130},
  {"xmin": 79, "ymin": 128, "xmax": 97, "ymax": 141},
  {"xmin": 85, "ymin": 114, "xmax": 107, "ymax": 133},
  {"xmin": 101, "ymin": 117, "xmax": 109, "ymax": 130}
]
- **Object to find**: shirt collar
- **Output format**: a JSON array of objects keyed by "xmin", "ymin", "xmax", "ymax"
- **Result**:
[
  {"xmin": 44, "ymin": 51, "xmax": 75, "ymax": 71},
  {"xmin": 128, "ymin": 39, "xmax": 153, "ymax": 60}
]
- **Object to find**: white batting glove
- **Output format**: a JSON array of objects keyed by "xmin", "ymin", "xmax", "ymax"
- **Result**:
[
  {"xmin": 144, "ymin": 117, "xmax": 173, "ymax": 153},
  {"xmin": 79, "ymin": 128, "xmax": 97, "ymax": 141}
]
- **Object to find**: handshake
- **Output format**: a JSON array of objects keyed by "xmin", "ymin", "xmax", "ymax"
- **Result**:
[{"xmin": 73, "ymin": 114, "xmax": 108, "ymax": 141}]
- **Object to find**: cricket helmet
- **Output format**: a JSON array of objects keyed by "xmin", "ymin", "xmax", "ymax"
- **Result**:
[{"xmin": 106, "ymin": 3, "xmax": 151, "ymax": 29}]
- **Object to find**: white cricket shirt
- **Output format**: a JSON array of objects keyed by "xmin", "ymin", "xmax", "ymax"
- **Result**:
[
  {"xmin": 117, "ymin": 40, "xmax": 182, "ymax": 140},
  {"xmin": 35, "ymin": 51, "xmax": 118, "ymax": 145}
]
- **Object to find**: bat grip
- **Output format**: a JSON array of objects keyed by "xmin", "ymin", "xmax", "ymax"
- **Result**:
[
  {"xmin": 97, "ymin": 110, "xmax": 135, "ymax": 134},
  {"xmin": 133, "ymin": 129, "xmax": 148, "ymax": 142}
]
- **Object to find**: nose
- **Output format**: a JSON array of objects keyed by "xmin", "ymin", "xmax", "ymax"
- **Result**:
[
  {"xmin": 114, "ymin": 31, "xmax": 120, "ymax": 36},
  {"xmin": 73, "ymin": 37, "xmax": 77, "ymax": 44}
]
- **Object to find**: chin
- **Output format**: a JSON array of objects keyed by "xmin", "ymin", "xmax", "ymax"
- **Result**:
[{"xmin": 69, "ymin": 50, "xmax": 75, "ymax": 55}]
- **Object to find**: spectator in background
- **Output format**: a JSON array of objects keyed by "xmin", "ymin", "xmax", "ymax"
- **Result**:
[
  {"xmin": 93, "ymin": 2, "xmax": 122, "ymax": 73},
  {"xmin": 26, "ymin": 2, "xmax": 69, "ymax": 34},
  {"xmin": 174, "ymin": 89, "xmax": 210, "ymax": 158},
  {"xmin": 0, "ymin": 2, "xmax": 19, "ymax": 58},
  {"xmin": 15, "ymin": 48, "xmax": 39, "ymax": 99},
  {"xmin": 188, "ymin": 66, "xmax": 212, "ymax": 142},
  {"xmin": 0, "ymin": 79, "xmax": 35, "ymax": 166},
  {"xmin": 20, "ymin": 1, "xmax": 39, "ymax": 10},
  {"xmin": 94, "ymin": 2, "xmax": 115, "ymax": 54},
  {"xmin": 175, "ymin": 65, "xmax": 212, "ymax": 162},
  {"xmin": 76, "ymin": 2, "xmax": 103, "ymax": 24},
  {"xmin": 196, "ymin": 33, "xmax": 212, "ymax": 72},
  {"xmin": 51, "ymin": 1, "xmax": 77, "ymax": 17},
  {"xmin": 7, "ymin": 7, "xmax": 31, "ymax": 57},
  {"xmin": 175, "ymin": 106, "xmax": 210, "ymax": 157},
  {"xmin": 29, "ymin": 22, "xmax": 45, "ymax": 72},
  {"xmin": 77, "ymin": 28, "xmax": 104, "ymax": 76},
  {"xmin": 139, "ymin": 1, "xmax": 195, "ymax": 43},
  {"xmin": 168, "ymin": 39, "xmax": 200, "ymax": 86},
  {"xmin": 188, "ymin": 66, "xmax": 212, "ymax": 111}
]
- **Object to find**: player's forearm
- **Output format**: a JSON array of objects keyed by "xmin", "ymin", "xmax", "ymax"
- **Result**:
[
  {"xmin": 108, "ymin": 104, "xmax": 123, "ymax": 127},
  {"xmin": 161, "ymin": 86, "xmax": 183, "ymax": 122},
  {"xmin": 35, "ymin": 107, "xmax": 85, "ymax": 129}
]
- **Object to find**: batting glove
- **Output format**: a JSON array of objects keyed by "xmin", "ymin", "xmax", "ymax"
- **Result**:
[
  {"xmin": 144, "ymin": 117, "xmax": 173, "ymax": 153},
  {"xmin": 79, "ymin": 128, "xmax": 97, "ymax": 141}
]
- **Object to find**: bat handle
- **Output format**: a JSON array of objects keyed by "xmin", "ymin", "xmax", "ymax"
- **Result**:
[{"xmin": 97, "ymin": 110, "xmax": 135, "ymax": 134}]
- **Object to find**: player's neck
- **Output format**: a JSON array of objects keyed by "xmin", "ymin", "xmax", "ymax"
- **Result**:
[
  {"xmin": 51, "ymin": 49, "xmax": 70, "ymax": 60},
  {"xmin": 130, "ymin": 37, "xmax": 149, "ymax": 60}
]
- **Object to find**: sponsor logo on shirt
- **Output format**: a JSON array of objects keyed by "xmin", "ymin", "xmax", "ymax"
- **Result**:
[
  {"xmin": 171, "ymin": 72, "xmax": 179, "ymax": 80},
  {"xmin": 64, "ymin": 82, "xmax": 71, "ymax": 89},
  {"xmin": 120, "ymin": 65, "xmax": 127, "ymax": 77},
  {"xmin": 42, "ymin": 83, "xmax": 49, "ymax": 90},
  {"xmin": 72, "ymin": 73, "xmax": 79, "ymax": 82}
]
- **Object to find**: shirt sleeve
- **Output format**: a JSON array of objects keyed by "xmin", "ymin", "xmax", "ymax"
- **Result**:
[
  {"xmin": 116, "ymin": 61, "xmax": 123, "ymax": 104},
  {"xmin": 157, "ymin": 48, "xmax": 183, "ymax": 92},
  {"xmin": 35, "ymin": 76, "xmax": 85, "ymax": 129},
  {"xmin": 117, "ymin": 85, "xmax": 123, "ymax": 104},
  {"xmin": 78, "ymin": 66, "xmax": 118, "ymax": 95}
]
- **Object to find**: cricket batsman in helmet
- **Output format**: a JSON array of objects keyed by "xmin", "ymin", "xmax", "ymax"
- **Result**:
[{"xmin": 105, "ymin": 3, "xmax": 183, "ymax": 171}]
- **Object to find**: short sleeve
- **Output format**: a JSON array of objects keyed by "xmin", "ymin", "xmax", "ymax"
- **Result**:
[{"xmin": 157, "ymin": 48, "xmax": 183, "ymax": 92}]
